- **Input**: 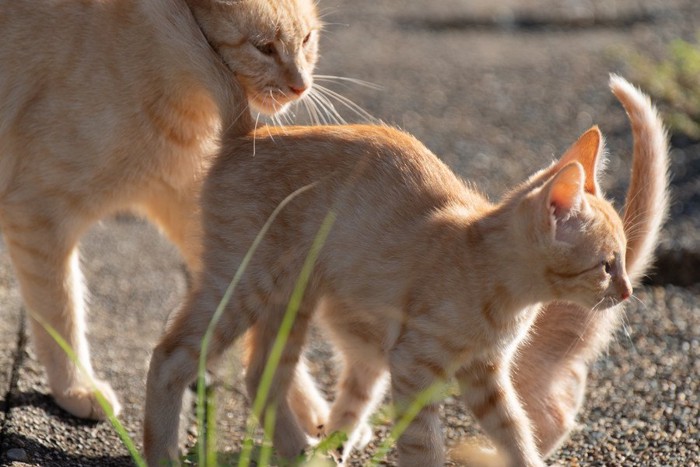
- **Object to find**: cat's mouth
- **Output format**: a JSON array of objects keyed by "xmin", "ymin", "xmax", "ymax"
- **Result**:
[{"xmin": 249, "ymin": 89, "xmax": 298, "ymax": 116}]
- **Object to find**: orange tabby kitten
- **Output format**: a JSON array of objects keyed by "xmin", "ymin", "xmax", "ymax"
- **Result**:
[
  {"xmin": 0, "ymin": 0, "xmax": 319, "ymax": 420},
  {"xmin": 144, "ymin": 100, "xmax": 633, "ymax": 465},
  {"xmin": 507, "ymin": 75, "xmax": 669, "ymax": 458}
]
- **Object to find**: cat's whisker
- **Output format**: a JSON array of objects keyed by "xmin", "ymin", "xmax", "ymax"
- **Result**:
[
  {"xmin": 302, "ymin": 94, "xmax": 323, "ymax": 125},
  {"xmin": 307, "ymin": 90, "xmax": 346, "ymax": 125},
  {"xmin": 314, "ymin": 84, "xmax": 377, "ymax": 122},
  {"xmin": 305, "ymin": 93, "xmax": 332, "ymax": 125},
  {"xmin": 314, "ymin": 74, "xmax": 382, "ymax": 91},
  {"xmin": 301, "ymin": 98, "xmax": 320, "ymax": 126}
]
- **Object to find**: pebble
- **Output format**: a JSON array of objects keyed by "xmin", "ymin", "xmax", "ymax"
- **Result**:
[{"xmin": 6, "ymin": 448, "xmax": 27, "ymax": 462}]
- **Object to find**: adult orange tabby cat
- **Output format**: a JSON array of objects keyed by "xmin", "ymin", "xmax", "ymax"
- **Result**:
[
  {"xmin": 0, "ymin": 0, "xmax": 319, "ymax": 420},
  {"xmin": 144, "ymin": 82, "xmax": 643, "ymax": 465}
]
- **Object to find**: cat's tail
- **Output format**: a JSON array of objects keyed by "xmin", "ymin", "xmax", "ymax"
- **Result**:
[{"xmin": 609, "ymin": 74, "xmax": 670, "ymax": 284}]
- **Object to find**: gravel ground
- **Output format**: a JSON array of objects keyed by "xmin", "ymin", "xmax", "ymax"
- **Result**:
[{"xmin": 0, "ymin": 0, "xmax": 698, "ymax": 465}]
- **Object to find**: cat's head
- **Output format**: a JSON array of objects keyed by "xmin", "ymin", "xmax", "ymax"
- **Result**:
[
  {"xmin": 186, "ymin": 0, "xmax": 320, "ymax": 115},
  {"xmin": 518, "ymin": 127, "xmax": 632, "ymax": 310}
]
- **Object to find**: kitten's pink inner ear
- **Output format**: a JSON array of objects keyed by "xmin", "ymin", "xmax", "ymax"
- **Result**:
[
  {"xmin": 549, "ymin": 162, "xmax": 585, "ymax": 218},
  {"xmin": 559, "ymin": 126, "xmax": 601, "ymax": 196}
]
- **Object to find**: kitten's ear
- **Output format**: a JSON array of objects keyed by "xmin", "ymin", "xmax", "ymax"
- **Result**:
[
  {"xmin": 557, "ymin": 126, "xmax": 603, "ymax": 196},
  {"xmin": 540, "ymin": 162, "xmax": 587, "ymax": 242}
]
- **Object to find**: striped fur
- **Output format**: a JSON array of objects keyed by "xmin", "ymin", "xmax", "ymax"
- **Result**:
[
  {"xmin": 0, "ymin": 0, "xmax": 318, "ymax": 420},
  {"xmin": 145, "ymin": 99, "xmax": 636, "ymax": 465}
]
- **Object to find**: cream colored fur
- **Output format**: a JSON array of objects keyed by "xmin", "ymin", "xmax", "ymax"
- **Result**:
[{"xmin": 0, "ymin": 0, "xmax": 319, "ymax": 420}]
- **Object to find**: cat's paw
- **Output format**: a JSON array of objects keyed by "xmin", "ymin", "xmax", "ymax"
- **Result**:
[{"xmin": 54, "ymin": 379, "xmax": 122, "ymax": 420}]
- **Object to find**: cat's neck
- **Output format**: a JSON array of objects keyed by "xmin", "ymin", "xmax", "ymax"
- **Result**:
[{"xmin": 136, "ymin": 0, "xmax": 253, "ymax": 132}]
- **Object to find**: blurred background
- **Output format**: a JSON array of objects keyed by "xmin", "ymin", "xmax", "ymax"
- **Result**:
[{"xmin": 0, "ymin": 0, "xmax": 698, "ymax": 465}]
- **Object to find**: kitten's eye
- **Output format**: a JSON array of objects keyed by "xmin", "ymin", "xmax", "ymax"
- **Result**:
[
  {"xmin": 255, "ymin": 42, "xmax": 276, "ymax": 56},
  {"xmin": 303, "ymin": 32, "xmax": 312, "ymax": 45},
  {"xmin": 602, "ymin": 261, "xmax": 612, "ymax": 274}
]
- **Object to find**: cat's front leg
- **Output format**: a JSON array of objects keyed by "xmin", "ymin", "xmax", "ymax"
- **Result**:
[
  {"xmin": 457, "ymin": 359, "xmax": 545, "ymax": 467},
  {"xmin": 388, "ymin": 343, "xmax": 445, "ymax": 467},
  {"xmin": 1, "ymin": 213, "xmax": 120, "ymax": 420}
]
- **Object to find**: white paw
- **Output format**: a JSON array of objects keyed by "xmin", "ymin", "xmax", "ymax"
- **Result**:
[
  {"xmin": 355, "ymin": 422, "xmax": 373, "ymax": 449},
  {"xmin": 450, "ymin": 441, "xmax": 508, "ymax": 467},
  {"xmin": 54, "ymin": 379, "xmax": 122, "ymax": 420}
]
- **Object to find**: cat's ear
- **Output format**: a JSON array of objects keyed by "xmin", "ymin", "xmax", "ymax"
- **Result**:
[
  {"xmin": 540, "ymin": 162, "xmax": 588, "ymax": 242},
  {"xmin": 557, "ymin": 126, "xmax": 603, "ymax": 196}
]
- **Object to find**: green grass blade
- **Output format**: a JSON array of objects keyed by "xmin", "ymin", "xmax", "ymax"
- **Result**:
[
  {"xmin": 195, "ymin": 181, "xmax": 318, "ymax": 466},
  {"xmin": 238, "ymin": 210, "xmax": 337, "ymax": 467}
]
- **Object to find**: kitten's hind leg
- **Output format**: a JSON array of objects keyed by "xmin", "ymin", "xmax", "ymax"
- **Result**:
[
  {"xmin": 1, "ymin": 211, "xmax": 119, "ymax": 420},
  {"xmin": 144, "ymin": 284, "xmax": 249, "ymax": 466},
  {"xmin": 325, "ymin": 333, "xmax": 388, "ymax": 462},
  {"xmin": 288, "ymin": 356, "xmax": 330, "ymax": 438},
  {"xmin": 244, "ymin": 306, "xmax": 314, "ymax": 460}
]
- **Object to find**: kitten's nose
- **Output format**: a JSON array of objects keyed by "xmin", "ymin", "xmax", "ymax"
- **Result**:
[
  {"xmin": 289, "ymin": 84, "xmax": 307, "ymax": 96},
  {"xmin": 619, "ymin": 278, "xmax": 632, "ymax": 301}
]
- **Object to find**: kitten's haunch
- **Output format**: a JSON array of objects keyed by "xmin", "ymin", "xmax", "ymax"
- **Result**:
[{"xmin": 144, "ymin": 79, "xmax": 653, "ymax": 467}]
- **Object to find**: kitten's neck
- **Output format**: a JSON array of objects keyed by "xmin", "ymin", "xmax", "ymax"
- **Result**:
[{"xmin": 432, "ymin": 204, "xmax": 549, "ymax": 313}]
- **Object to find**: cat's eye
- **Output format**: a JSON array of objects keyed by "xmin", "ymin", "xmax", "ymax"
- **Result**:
[
  {"xmin": 303, "ymin": 32, "xmax": 312, "ymax": 45},
  {"xmin": 255, "ymin": 41, "xmax": 276, "ymax": 56},
  {"xmin": 602, "ymin": 261, "xmax": 612, "ymax": 274}
]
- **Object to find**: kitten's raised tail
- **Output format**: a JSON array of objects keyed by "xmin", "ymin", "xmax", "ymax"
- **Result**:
[{"xmin": 609, "ymin": 75, "xmax": 670, "ymax": 284}]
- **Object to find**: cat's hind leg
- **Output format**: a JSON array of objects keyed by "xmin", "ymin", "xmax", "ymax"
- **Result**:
[{"xmin": 0, "ymin": 208, "xmax": 120, "ymax": 420}]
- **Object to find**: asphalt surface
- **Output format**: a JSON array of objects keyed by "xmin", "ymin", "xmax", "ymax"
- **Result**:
[{"xmin": 0, "ymin": 0, "xmax": 698, "ymax": 465}]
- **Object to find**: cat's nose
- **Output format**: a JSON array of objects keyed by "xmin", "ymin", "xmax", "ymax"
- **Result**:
[{"xmin": 289, "ymin": 84, "xmax": 308, "ymax": 96}]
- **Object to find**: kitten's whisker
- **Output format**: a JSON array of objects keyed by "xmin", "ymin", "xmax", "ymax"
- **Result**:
[
  {"xmin": 314, "ymin": 74, "xmax": 382, "ymax": 91},
  {"xmin": 618, "ymin": 310, "xmax": 638, "ymax": 354},
  {"xmin": 560, "ymin": 299, "xmax": 606, "ymax": 362},
  {"xmin": 253, "ymin": 112, "xmax": 262, "ymax": 156}
]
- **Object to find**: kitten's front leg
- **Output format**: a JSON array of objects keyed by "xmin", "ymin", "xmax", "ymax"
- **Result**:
[
  {"xmin": 388, "ymin": 343, "xmax": 445, "ymax": 467},
  {"xmin": 457, "ymin": 359, "xmax": 545, "ymax": 467}
]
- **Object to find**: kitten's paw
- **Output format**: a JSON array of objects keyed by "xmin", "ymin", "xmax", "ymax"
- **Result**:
[
  {"xmin": 449, "ymin": 441, "xmax": 509, "ymax": 467},
  {"xmin": 54, "ymin": 379, "xmax": 122, "ymax": 420},
  {"xmin": 296, "ymin": 407, "xmax": 330, "ymax": 439},
  {"xmin": 355, "ymin": 422, "xmax": 373, "ymax": 449}
]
